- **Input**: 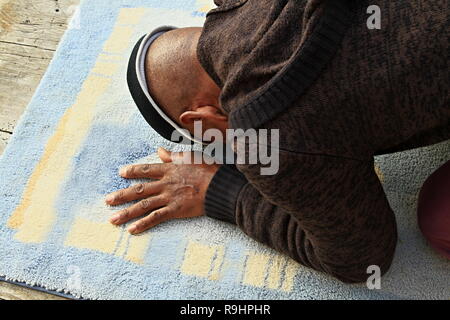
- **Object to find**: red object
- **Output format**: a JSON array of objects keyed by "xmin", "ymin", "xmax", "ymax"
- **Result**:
[{"xmin": 417, "ymin": 160, "xmax": 450, "ymax": 259}]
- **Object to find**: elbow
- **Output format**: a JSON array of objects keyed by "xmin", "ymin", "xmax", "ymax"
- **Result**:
[
  {"xmin": 314, "ymin": 231, "xmax": 398, "ymax": 284},
  {"xmin": 325, "ymin": 241, "xmax": 397, "ymax": 284},
  {"xmin": 329, "ymin": 258, "xmax": 394, "ymax": 284}
]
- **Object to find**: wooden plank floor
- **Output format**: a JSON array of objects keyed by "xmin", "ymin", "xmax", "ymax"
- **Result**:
[
  {"xmin": 0, "ymin": 0, "xmax": 79, "ymax": 300},
  {"xmin": 0, "ymin": 281, "xmax": 67, "ymax": 300},
  {"xmin": 0, "ymin": 0, "xmax": 79, "ymax": 154}
]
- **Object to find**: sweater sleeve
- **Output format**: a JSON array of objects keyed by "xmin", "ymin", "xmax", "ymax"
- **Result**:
[
  {"xmin": 205, "ymin": 154, "xmax": 398, "ymax": 283},
  {"xmin": 204, "ymin": 164, "xmax": 248, "ymax": 224},
  {"xmin": 199, "ymin": 0, "xmax": 397, "ymax": 283}
]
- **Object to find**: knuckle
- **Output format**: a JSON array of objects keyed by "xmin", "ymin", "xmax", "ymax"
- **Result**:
[
  {"xmin": 172, "ymin": 199, "xmax": 182, "ymax": 211},
  {"xmin": 160, "ymin": 193, "xmax": 170, "ymax": 203},
  {"xmin": 154, "ymin": 180, "xmax": 164, "ymax": 189},
  {"xmin": 140, "ymin": 199, "xmax": 150, "ymax": 210},
  {"xmin": 134, "ymin": 183, "xmax": 145, "ymax": 194},
  {"xmin": 152, "ymin": 210, "xmax": 165, "ymax": 221},
  {"xmin": 166, "ymin": 175, "xmax": 178, "ymax": 186},
  {"xmin": 116, "ymin": 190, "xmax": 125, "ymax": 201},
  {"xmin": 141, "ymin": 164, "xmax": 151, "ymax": 174},
  {"xmin": 161, "ymin": 177, "xmax": 171, "ymax": 187}
]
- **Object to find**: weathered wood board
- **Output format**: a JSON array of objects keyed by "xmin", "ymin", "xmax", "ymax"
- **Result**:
[
  {"xmin": 0, "ymin": 0, "xmax": 79, "ymax": 154},
  {"xmin": 0, "ymin": 281, "xmax": 68, "ymax": 300}
]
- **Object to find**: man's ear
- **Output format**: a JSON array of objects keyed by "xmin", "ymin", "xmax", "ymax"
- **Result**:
[{"xmin": 179, "ymin": 106, "xmax": 227, "ymax": 126}]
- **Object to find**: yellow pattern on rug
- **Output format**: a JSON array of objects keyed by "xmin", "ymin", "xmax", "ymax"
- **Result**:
[{"xmin": 7, "ymin": 8, "xmax": 147, "ymax": 243}]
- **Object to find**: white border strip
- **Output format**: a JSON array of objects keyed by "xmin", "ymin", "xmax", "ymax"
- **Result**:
[{"xmin": 136, "ymin": 31, "xmax": 205, "ymax": 145}]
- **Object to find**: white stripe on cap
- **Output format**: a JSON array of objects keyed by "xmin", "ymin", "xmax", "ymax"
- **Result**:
[{"xmin": 136, "ymin": 28, "xmax": 205, "ymax": 145}]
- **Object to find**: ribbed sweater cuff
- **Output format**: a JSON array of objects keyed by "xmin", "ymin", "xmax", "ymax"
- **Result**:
[{"xmin": 205, "ymin": 165, "xmax": 248, "ymax": 224}]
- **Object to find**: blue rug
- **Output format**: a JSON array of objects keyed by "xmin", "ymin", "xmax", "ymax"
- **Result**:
[{"xmin": 0, "ymin": 0, "xmax": 448, "ymax": 300}]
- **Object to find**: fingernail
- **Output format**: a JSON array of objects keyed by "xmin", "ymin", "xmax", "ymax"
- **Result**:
[
  {"xmin": 105, "ymin": 194, "xmax": 114, "ymax": 203},
  {"xmin": 128, "ymin": 225, "xmax": 137, "ymax": 234},
  {"xmin": 119, "ymin": 167, "xmax": 127, "ymax": 176},
  {"xmin": 110, "ymin": 214, "xmax": 120, "ymax": 224}
]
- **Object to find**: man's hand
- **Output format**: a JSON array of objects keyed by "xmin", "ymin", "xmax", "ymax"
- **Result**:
[{"xmin": 105, "ymin": 148, "xmax": 219, "ymax": 234}]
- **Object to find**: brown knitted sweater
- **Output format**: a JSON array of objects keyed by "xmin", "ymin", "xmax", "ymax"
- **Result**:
[{"xmin": 199, "ymin": 0, "xmax": 449, "ymax": 282}]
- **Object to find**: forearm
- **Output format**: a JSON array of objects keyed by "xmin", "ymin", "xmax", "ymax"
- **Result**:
[{"xmin": 205, "ymin": 158, "xmax": 398, "ymax": 283}]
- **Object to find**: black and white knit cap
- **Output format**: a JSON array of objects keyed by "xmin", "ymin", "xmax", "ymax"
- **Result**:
[{"xmin": 127, "ymin": 26, "xmax": 204, "ymax": 145}]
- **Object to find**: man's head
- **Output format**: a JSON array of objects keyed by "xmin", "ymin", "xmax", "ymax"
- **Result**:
[{"xmin": 145, "ymin": 27, "xmax": 228, "ymax": 139}]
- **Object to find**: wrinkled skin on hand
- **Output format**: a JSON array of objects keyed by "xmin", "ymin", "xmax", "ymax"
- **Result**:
[{"xmin": 105, "ymin": 148, "xmax": 219, "ymax": 234}]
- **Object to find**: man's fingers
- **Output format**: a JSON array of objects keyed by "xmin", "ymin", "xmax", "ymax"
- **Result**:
[
  {"xmin": 157, "ymin": 147, "xmax": 173, "ymax": 163},
  {"xmin": 105, "ymin": 181, "xmax": 163, "ymax": 206},
  {"xmin": 157, "ymin": 148, "xmax": 212, "ymax": 165},
  {"xmin": 119, "ymin": 163, "xmax": 167, "ymax": 179},
  {"xmin": 158, "ymin": 147, "xmax": 190, "ymax": 164},
  {"xmin": 109, "ymin": 195, "xmax": 168, "ymax": 226},
  {"xmin": 127, "ymin": 207, "xmax": 173, "ymax": 234}
]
